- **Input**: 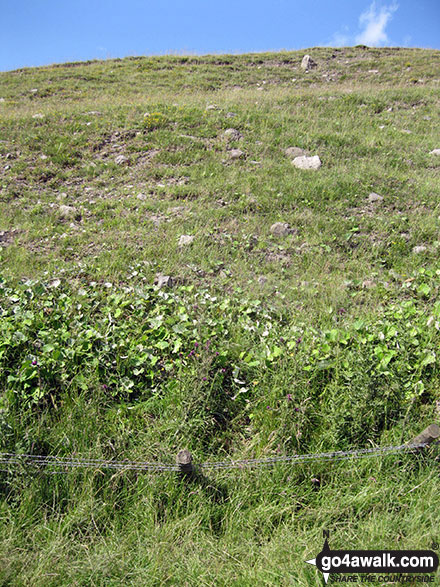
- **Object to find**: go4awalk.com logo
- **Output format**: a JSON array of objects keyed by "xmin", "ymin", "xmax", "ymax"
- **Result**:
[{"xmin": 306, "ymin": 533, "xmax": 438, "ymax": 584}]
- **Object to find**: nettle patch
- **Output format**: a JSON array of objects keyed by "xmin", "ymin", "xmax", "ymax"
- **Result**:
[{"xmin": 0, "ymin": 269, "xmax": 438, "ymax": 424}]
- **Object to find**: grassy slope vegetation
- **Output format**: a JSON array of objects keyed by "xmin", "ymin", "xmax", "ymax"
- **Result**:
[{"xmin": 0, "ymin": 46, "xmax": 440, "ymax": 585}]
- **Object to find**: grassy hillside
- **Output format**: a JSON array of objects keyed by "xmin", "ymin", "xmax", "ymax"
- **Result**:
[{"xmin": 0, "ymin": 46, "xmax": 440, "ymax": 585}]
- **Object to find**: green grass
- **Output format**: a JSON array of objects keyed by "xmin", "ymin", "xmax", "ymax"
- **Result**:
[{"xmin": 0, "ymin": 46, "xmax": 440, "ymax": 585}]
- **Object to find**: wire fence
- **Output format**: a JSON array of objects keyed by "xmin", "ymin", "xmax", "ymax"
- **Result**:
[{"xmin": 0, "ymin": 441, "xmax": 431, "ymax": 476}]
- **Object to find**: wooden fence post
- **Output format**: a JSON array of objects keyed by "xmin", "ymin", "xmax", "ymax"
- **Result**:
[
  {"xmin": 176, "ymin": 449, "xmax": 194, "ymax": 476},
  {"xmin": 408, "ymin": 423, "xmax": 440, "ymax": 448}
]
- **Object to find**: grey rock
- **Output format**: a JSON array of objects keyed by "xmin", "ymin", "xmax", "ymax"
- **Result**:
[
  {"xmin": 114, "ymin": 155, "xmax": 129, "ymax": 165},
  {"xmin": 229, "ymin": 149, "xmax": 244, "ymax": 160},
  {"xmin": 270, "ymin": 222, "xmax": 296, "ymax": 236},
  {"xmin": 155, "ymin": 274, "xmax": 173, "ymax": 288},
  {"xmin": 362, "ymin": 279, "xmax": 375, "ymax": 289},
  {"xmin": 58, "ymin": 204, "xmax": 76, "ymax": 218},
  {"xmin": 178, "ymin": 234, "xmax": 194, "ymax": 247},
  {"xmin": 224, "ymin": 128, "xmax": 242, "ymax": 141},
  {"xmin": 32, "ymin": 113, "xmax": 44, "ymax": 119},
  {"xmin": 429, "ymin": 149, "xmax": 440, "ymax": 155},
  {"xmin": 301, "ymin": 55, "xmax": 317, "ymax": 70},
  {"xmin": 285, "ymin": 146, "xmax": 307, "ymax": 158},
  {"xmin": 292, "ymin": 155, "xmax": 321, "ymax": 170},
  {"xmin": 226, "ymin": 112, "xmax": 237, "ymax": 118},
  {"xmin": 206, "ymin": 104, "xmax": 218, "ymax": 111},
  {"xmin": 58, "ymin": 205, "xmax": 77, "ymax": 220},
  {"xmin": 413, "ymin": 245, "xmax": 427, "ymax": 254},
  {"xmin": 368, "ymin": 192, "xmax": 384, "ymax": 204},
  {"xmin": 257, "ymin": 276, "xmax": 267, "ymax": 285}
]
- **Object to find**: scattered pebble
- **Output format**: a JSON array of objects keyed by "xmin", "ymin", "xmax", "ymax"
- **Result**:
[
  {"xmin": 270, "ymin": 222, "xmax": 297, "ymax": 236},
  {"xmin": 32, "ymin": 113, "xmax": 44, "ymax": 119},
  {"xmin": 292, "ymin": 155, "xmax": 321, "ymax": 170},
  {"xmin": 155, "ymin": 274, "xmax": 174, "ymax": 288},
  {"xmin": 114, "ymin": 155, "xmax": 129, "ymax": 165},
  {"xmin": 229, "ymin": 149, "xmax": 244, "ymax": 160},
  {"xmin": 225, "ymin": 112, "xmax": 237, "ymax": 118},
  {"xmin": 206, "ymin": 104, "xmax": 218, "ymax": 111},
  {"xmin": 429, "ymin": 149, "xmax": 440, "ymax": 155},
  {"xmin": 58, "ymin": 205, "xmax": 78, "ymax": 220},
  {"xmin": 412, "ymin": 245, "xmax": 427, "ymax": 254},
  {"xmin": 178, "ymin": 234, "xmax": 194, "ymax": 247},
  {"xmin": 368, "ymin": 192, "xmax": 384, "ymax": 204},
  {"xmin": 224, "ymin": 128, "xmax": 242, "ymax": 141},
  {"xmin": 362, "ymin": 280, "xmax": 375, "ymax": 289}
]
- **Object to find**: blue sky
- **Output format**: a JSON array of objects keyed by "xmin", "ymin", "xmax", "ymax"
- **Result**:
[{"xmin": 1, "ymin": 0, "xmax": 439, "ymax": 71}]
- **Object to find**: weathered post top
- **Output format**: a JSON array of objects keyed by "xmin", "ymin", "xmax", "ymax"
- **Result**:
[
  {"xmin": 409, "ymin": 423, "xmax": 440, "ymax": 447},
  {"xmin": 176, "ymin": 449, "xmax": 194, "ymax": 475}
]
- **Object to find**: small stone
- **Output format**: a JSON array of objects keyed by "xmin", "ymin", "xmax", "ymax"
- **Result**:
[
  {"xmin": 86, "ymin": 111, "xmax": 102, "ymax": 115},
  {"xmin": 423, "ymin": 116, "xmax": 431, "ymax": 121},
  {"xmin": 368, "ymin": 192, "xmax": 384, "ymax": 204},
  {"xmin": 224, "ymin": 128, "xmax": 242, "ymax": 141},
  {"xmin": 270, "ymin": 222, "xmax": 296, "ymax": 236},
  {"xmin": 137, "ymin": 193, "xmax": 147, "ymax": 200},
  {"xmin": 362, "ymin": 279, "xmax": 375, "ymax": 289},
  {"xmin": 40, "ymin": 154, "xmax": 48, "ymax": 160},
  {"xmin": 229, "ymin": 149, "xmax": 244, "ymax": 160},
  {"xmin": 178, "ymin": 234, "xmax": 194, "ymax": 247},
  {"xmin": 226, "ymin": 112, "xmax": 237, "ymax": 118},
  {"xmin": 412, "ymin": 245, "xmax": 427, "ymax": 254},
  {"xmin": 155, "ymin": 274, "xmax": 174, "ymax": 288},
  {"xmin": 301, "ymin": 55, "xmax": 317, "ymax": 70},
  {"xmin": 58, "ymin": 205, "xmax": 78, "ymax": 219},
  {"xmin": 292, "ymin": 155, "xmax": 321, "ymax": 170},
  {"xmin": 368, "ymin": 69, "xmax": 379, "ymax": 74},
  {"xmin": 30, "ymin": 88, "xmax": 39, "ymax": 93},
  {"xmin": 32, "ymin": 113, "xmax": 44, "ymax": 119},
  {"xmin": 429, "ymin": 149, "xmax": 440, "ymax": 155},
  {"xmin": 114, "ymin": 155, "xmax": 129, "ymax": 165},
  {"xmin": 56, "ymin": 192, "xmax": 67, "ymax": 201},
  {"xmin": 206, "ymin": 104, "xmax": 218, "ymax": 111},
  {"xmin": 285, "ymin": 146, "xmax": 307, "ymax": 158},
  {"xmin": 258, "ymin": 276, "xmax": 267, "ymax": 285},
  {"xmin": 402, "ymin": 129, "xmax": 412, "ymax": 134}
]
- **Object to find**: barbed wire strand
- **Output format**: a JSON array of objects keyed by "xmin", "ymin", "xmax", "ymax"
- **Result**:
[{"xmin": 0, "ymin": 441, "xmax": 430, "ymax": 475}]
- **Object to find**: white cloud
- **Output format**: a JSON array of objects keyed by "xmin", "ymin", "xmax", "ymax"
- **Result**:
[
  {"xmin": 325, "ymin": 2, "xmax": 399, "ymax": 48},
  {"xmin": 355, "ymin": 2, "xmax": 398, "ymax": 47}
]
